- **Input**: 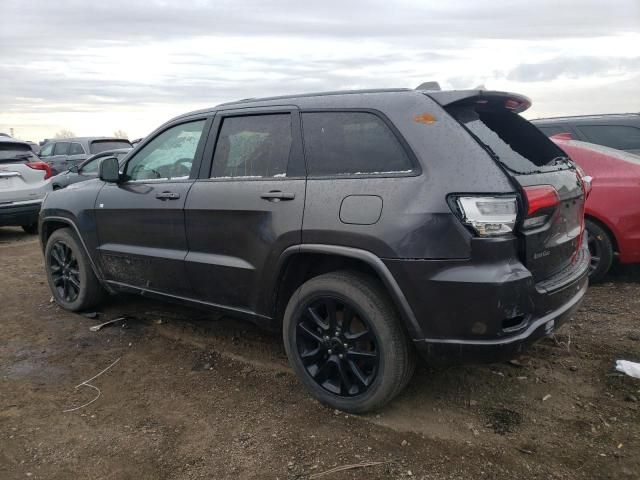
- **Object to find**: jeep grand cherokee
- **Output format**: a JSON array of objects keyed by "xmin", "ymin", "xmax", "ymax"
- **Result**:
[{"xmin": 39, "ymin": 87, "xmax": 590, "ymax": 412}]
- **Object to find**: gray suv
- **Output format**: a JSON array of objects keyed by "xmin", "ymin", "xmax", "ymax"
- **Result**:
[
  {"xmin": 39, "ymin": 87, "xmax": 590, "ymax": 412},
  {"xmin": 533, "ymin": 113, "xmax": 640, "ymax": 155},
  {"xmin": 39, "ymin": 137, "xmax": 132, "ymax": 175}
]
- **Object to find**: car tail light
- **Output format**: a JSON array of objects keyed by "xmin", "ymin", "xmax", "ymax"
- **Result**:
[
  {"xmin": 522, "ymin": 185, "xmax": 559, "ymax": 229},
  {"xmin": 453, "ymin": 196, "xmax": 518, "ymax": 237},
  {"xmin": 27, "ymin": 161, "xmax": 53, "ymax": 180}
]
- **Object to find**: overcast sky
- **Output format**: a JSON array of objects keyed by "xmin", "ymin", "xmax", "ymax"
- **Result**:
[{"xmin": 1, "ymin": 0, "xmax": 639, "ymax": 141}]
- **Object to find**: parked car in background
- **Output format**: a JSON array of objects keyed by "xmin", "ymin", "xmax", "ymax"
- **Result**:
[
  {"xmin": 51, "ymin": 148, "xmax": 132, "ymax": 190},
  {"xmin": 39, "ymin": 137, "xmax": 133, "ymax": 175},
  {"xmin": 26, "ymin": 141, "xmax": 40, "ymax": 155},
  {"xmin": 533, "ymin": 113, "xmax": 640, "ymax": 155},
  {"xmin": 0, "ymin": 137, "xmax": 52, "ymax": 233},
  {"xmin": 552, "ymin": 135, "xmax": 640, "ymax": 281},
  {"xmin": 39, "ymin": 87, "xmax": 589, "ymax": 412}
]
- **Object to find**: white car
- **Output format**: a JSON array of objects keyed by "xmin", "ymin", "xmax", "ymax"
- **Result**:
[{"xmin": 0, "ymin": 137, "xmax": 53, "ymax": 233}]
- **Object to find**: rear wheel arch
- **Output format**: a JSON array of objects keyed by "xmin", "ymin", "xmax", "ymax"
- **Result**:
[{"xmin": 271, "ymin": 245, "xmax": 422, "ymax": 338}]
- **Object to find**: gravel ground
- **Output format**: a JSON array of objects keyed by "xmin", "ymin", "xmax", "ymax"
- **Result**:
[{"xmin": 1, "ymin": 227, "xmax": 638, "ymax": 479}]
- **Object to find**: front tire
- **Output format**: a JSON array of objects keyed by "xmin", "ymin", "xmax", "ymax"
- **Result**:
[
  {"xmin": 45, "ymin": 228, "xmax": 106, "ymax": 311},
  {"xmin": 283, "ymin": 271, "xmax": 415, "ymax": 413},
  {"xmin": 586, "ymin": 219, "xmax": 614, "ymax": 283}
]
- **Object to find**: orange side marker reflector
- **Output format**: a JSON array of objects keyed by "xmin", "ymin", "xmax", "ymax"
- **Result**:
[{"xmin": 413, "ymin": 113, "xmax": 436, "ymax": 124}]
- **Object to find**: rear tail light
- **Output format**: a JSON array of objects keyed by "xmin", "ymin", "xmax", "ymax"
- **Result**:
[
  {"xmin": 454, "ymin": 196, "xmax": 518, "ymax": 237},
  {"xmin": 27, "ymin": 161, "xmax": 53, "ymax": 180},
  {"xmin": 522, "ymin": 185, "xmax": 559, "ymax": 229}
]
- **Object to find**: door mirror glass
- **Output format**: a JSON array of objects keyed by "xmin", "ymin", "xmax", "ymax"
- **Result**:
[{"xmin": 99, "ymin": 156, "xmax": 120, "ymax": 182}]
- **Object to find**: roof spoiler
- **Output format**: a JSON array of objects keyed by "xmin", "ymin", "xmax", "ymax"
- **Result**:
[{"xmin": 424, "ymin": 90, "xmax": 532, "ymax": 114}]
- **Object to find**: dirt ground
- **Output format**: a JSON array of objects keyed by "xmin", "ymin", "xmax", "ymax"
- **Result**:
[{"xmin": 1, "ymin": 227, "xmax": 638, "ymax": 480}]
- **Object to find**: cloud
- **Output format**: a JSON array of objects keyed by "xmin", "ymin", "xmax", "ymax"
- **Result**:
[
  {"xmin": 507, "ymin": 56, "xmax": 640, "ymax": 82},
  {"xmin": 1, "ymin": 0, "xmax": 639, "ymax": 139}
]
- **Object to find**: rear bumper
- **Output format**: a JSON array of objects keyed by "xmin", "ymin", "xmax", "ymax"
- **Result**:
[
  {"xmin": 385, "ymin": 237, "xmax": 590, "ymax": 364},
  {"xmin": 0, "ymin": 200, "xmax": 42, "ymax": 226}
]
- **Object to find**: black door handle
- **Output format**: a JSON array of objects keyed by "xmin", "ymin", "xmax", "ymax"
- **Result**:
[
  {"xmin": 260, "ymin": 191, "xmax": 295, "ymax": 201},
  {"xmin": 156, "ymin": 191, "xmax": 180, "ymax": 200}
]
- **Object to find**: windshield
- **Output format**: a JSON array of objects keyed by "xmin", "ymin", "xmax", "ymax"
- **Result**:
[
  {"xmin": 448, "ymin": 106, "xmax": 569, "ymax": 174},
  {"xmin": 0, "ymin": 142, "xmax": 37, "ymax": 163},
  {"xmin": 90, "ymin": 140, "xmax": 132, "ymax": 154}
]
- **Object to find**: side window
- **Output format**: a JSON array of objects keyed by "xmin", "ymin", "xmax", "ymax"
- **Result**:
[
  {"xmin": 79, "ymin": 157, "xmax": 101, "ymax": 174},
  {"xmin": 577, "ymin": 125, "xmax": 640, "ymax": 151},
  {"xmin": 301, "ymin": 112, "xmax": 412, "ymax": 176},
  {"xmin": 125, "ymin": 120, "xmax": 206, "ymax": 181},
  {"xmin": 53, "ymin": 142, "xmax": 70, "ymax": 156},
  {"xmin": 39, "ymin": 143, "xmax": 54, "ymax": 157},
  {"xmin": 211, "ymin": 114, "xmax": 292, "ymax": 178},
  {"xmin": 537, "ymin": 125, "xmax": 572, "ymax": 137},
  {"xmin": 69, "ymin": 143, "xmax": 85, "ymax": 155}
]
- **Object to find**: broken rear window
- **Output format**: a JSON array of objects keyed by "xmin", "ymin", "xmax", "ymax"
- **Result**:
[{"xmin": 448, "ymin": 106, "xmax": 567, "ymax": 174}]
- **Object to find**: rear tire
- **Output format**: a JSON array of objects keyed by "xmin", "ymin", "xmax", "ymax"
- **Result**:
[
  {"xmin": 45, "ymin": 228, "xmax": 106, "ymax": 311},
  {"xmin": 22, "ymin": 223, "xmax": 38, "ymax": 234},
  {"xmin": 283, "ymin": 270, "xmax": 415, "ymax": 413},
  {"xmin": 586, "ymin": 219, "xmax": 614, "ymax": 283}
]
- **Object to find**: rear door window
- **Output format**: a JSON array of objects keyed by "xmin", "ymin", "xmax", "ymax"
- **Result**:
[
  {"xmin": 448, "ymin": 107, "xmax": 567, "ymax": 174},
  {"xmin": 69, "ymin": 143, "xmax": 85, "ymax": 155},
  {"xmin": 53, "ymin": 142, "xmax": 70, "ymax": 156},
  {"xmin": 301, "ymin": 112, "xmax": 412, "ymax": 176},
  {"xmin": 39, "ymin": 143, "xmax": 54, "ymax": 157},
  {"xmin": 577, "ymin": 125, "xmax": 640, "ymax": 151},
  {"xmin": 90, "ymin": 140, "xmax": 132, "ymax": 154},
  {"xmin": 211, "ymin": 114, "xmax": 292, "ymax": 178}
]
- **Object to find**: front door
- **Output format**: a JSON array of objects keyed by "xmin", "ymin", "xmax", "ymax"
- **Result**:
[
  {"xmin": 95, "ymin": 118, "xmax": 211, "ymax": 297},
  {"xmin": 184, "ymin": 109, "xmax": 306, "ymax": 315}
]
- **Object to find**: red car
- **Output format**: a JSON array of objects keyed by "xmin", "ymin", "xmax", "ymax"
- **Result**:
[{"xmin": 552, "ymin": 134, "xmax": 640, "ymax": 281}]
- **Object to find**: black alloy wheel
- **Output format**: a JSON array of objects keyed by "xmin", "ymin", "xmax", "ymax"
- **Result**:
[
  {"xmin": 587, "ymin": 233, "xmax": 601, "ymax": 275},
  {"xmin": 49, "ymin": 240, "xmax": 81, "ymax": 303},
  {"xmin": 295, "ymin": 296, "xmax": 379, "ymax": 397}
]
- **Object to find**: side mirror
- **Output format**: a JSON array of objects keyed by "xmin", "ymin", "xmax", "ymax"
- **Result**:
[
  {"xmin": 69, "ymin": 165, "xmax": 79, "ymax": 173},
  {"xmin": 99, "ymin": 156, "xmax": 120, "ymax": 183}
]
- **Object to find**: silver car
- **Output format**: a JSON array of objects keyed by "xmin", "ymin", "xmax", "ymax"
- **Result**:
[{"xmin": 0, "ymin": 137, "xmax": 53, "ymax": 233}]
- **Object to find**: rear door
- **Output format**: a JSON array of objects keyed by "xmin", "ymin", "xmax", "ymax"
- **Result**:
[
  {"xmin": 47, "ymin": 142, "xmax": 70, "ymax": 174},
  {"xmin": 95, "ymin": 118, "xmax": 211, "ymax": 296},
  {"xmin": 441, "ymin": 95, "xmax": 586, "ymax": 282},
  {"xmin": 184, "ymin": 108, "xmax": 306, "ymax": 314}
]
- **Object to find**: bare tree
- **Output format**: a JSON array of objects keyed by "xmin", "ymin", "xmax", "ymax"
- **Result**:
[
  {"xmin": 54, "ymin": 129, "xmax": 75, "ymax": 139},
  {"xmin": 113, "ymin": 129, "xmax": 128, "ymax": 139}
]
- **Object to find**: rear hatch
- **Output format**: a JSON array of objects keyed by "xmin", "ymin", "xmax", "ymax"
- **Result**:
[
  {"xmin": 430, "ymin": 91, "xmax": 586, "ymax": 282},
  {"xmin": 0, "ymin": 140, "xmax": 50, "ymax": 203}
]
